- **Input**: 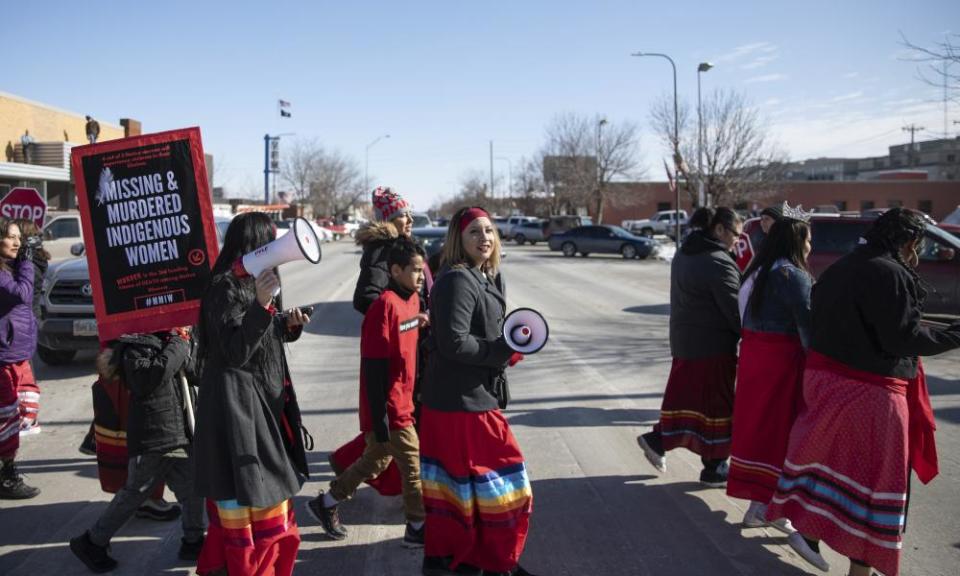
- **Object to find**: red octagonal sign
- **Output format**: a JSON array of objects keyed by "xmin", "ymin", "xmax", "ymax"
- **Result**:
[{"xmin": 0, "ymin": 187, "xmax": 48, "ymax": 229}]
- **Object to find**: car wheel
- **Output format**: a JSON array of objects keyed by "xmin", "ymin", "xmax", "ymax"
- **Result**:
[
  {"xmin": 530, "ymin": 241, "xmax": 537, "ymax": 245},
  {"xmin": 579, "ymin": 252, "xmax": 589, "ymax": 258},
  {"xmin": 515, "ymin": 234, "xmax": 526, "ymax": 245},
  {"xmin": 621, "ymin": 244, "xmax": 638, "ymax": 259},
  {"xmin": 561, "ymin": 242, "xmax": 577, "ymax": 257},
  {"xmin": 37, "ymin": 345, "xmax": 77, "ymax": 366},
  {"xmin": 641, "ymin": 227, "xmax": 654, "ymax": 238}
]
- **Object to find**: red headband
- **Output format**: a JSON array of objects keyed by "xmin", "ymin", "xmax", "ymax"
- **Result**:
[{"xmin": 459, "ymin": 208, "xmax": 490, "ymax": 232}]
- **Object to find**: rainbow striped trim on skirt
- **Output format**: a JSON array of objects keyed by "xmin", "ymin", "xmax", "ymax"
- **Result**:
[
  {"xmin": 421, "ymin": 456, "xmax": 532, "ymax": 529},
  {"xmin": 211, "ymin": 499, "xmax": 296, "ymax": 548}
]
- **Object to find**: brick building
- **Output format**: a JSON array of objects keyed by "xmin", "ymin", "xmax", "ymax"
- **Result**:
[{"xmin": 598, "ymin": 180, "xmax": 960, "ymax": 225}]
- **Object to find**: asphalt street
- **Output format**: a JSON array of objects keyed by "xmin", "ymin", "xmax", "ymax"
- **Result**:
[{"xmin": 1, "ymin": 240, "xmax": 958, "ymax": 576}]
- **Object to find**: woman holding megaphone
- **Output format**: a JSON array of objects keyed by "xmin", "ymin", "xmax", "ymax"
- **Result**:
[
  {"xmin": 419, "ymin": 207, "xmax": 537, "ymax": 576},
  {"xmin": 192, "ymin": 212, "xmax": 311, "ymax": 576}
]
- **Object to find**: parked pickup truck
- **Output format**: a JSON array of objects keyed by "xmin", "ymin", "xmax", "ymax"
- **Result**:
[
  {"xmin": 37, "ymin": 256, "xmax": 98, "ymax": 365},
  {"xmin": 497, "ymin": 216, "xmax": 540, "ymax": 240},
  {"xmin": 622, "ymin": 210, "xmax": 689, "ymax": 238}
]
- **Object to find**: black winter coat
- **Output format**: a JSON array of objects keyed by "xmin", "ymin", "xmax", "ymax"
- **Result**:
[
  {"xmin": 193, "ymin": 272, "xmax": 308, "ymax": 508},
  {"xmin": 811, "ymin": 244, "xmax": 960, "ymax": 378},
  {"xmin": 669, "ymin": 231, "xmax": 741, "ymax": 359},
  {"xmin": 424, "ymin": 266, "xmax": 514, "ymax": 412},
  {"xmin": 115, "ymin": 333, "xmax": 194, "ymax": 456},
  {"xmin": 354, "ymin": 221, "xmax": 400, "ymax": 314}
]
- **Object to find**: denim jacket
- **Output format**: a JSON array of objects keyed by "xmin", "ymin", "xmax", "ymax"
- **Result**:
[{"xmin": 739, "ymin": 260, "xmax": 812, "ymax": 348}]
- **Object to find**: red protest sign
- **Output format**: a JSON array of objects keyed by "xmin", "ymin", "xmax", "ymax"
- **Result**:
[
  {"xmin": 0, "ymin": 187, "xmax": 47, "ymax": 228},
  {"xmin": 70, "ymin": 127, "xmax": 219, "ymax": 343}
]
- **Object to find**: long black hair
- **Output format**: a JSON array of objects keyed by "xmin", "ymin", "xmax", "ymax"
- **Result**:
[
  {"xmin": 706, "ymin": 207, "xmax": 741, "ymax": 240},
  {"xmin": 742, "ymin": 218, "xmax": 811, "ymax": 316},
  {"xmin": 863, "ymin": 207, "xmax": 927, "ymax": 301},
  {"xmin": 211, "ymin": 212, "xmax": 277, "ymax": 275}
]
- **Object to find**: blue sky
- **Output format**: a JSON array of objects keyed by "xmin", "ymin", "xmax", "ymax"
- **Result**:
[{"xmin": 3, "ymin": 1, "xmax": 957, "ymax": 210}]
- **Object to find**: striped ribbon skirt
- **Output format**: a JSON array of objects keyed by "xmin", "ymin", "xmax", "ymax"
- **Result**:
[
  {"xmin": 727, "ymin": 330, "xmax": 805, "ymax": 503},
  {"xmin": 197, "ymin": 498, "xmax": 300, "ymax": 576},
  {"xmin": 419, "ymin": 406, "xmax": 533, "ymax": 574},
  {"xmin": 655, "ymin": 355, "xmax": 737, "ymax": 460},
  {"xmin": 766, "ymin": 366, "xmax": 909, "ymax": 576},
  {"xmin": 0, "ymin": 361, "xmax": 35, "ymax": 459}
]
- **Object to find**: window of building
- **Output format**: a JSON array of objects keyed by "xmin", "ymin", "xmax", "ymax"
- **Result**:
[
  {"xmin": 888, "ymin": 199, "xmax": 903, "ymax": 208},
  {"xmin": 835, "ymin": 201, "xmax": 847, "ymax": 211},
  {"xmin": 861, "ymin": 200, "xmax": 875, "ymax": 210},
  {"xmin": 947, "ymin": 154, "xmax": 956, "ymax": 162},
  {"xmin": 918, "ymin": 200, "xmax": 933, "ymax": 215},
  {"xmin": 656, "ymin": 202, "xmax": 671, "ymax": 212}
]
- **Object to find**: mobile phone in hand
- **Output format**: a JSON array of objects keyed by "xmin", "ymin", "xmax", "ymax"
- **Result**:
[{"xmin": 282, "ymin": 305, "xmax": 314, "ymax": 320}]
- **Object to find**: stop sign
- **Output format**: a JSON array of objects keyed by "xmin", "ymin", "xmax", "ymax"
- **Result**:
[
  {"xmin": 734, "ymin": 232, "xmax": 754, "ymax": 272},
  {"xmin": 0, "ymin": 187, "xmax": 47, "ymax": 229}
]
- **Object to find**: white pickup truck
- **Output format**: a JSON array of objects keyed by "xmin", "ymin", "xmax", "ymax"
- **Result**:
[{"xmin": 622, "ymin": 210, "xmax": 689, "ymax": 238}]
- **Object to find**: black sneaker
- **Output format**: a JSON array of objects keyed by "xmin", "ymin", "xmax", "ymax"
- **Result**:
[
  {"xmin": 422, "ymin": 556, "xmax": 482, "ymax": 576},
  {"xmin": 135, "ymin": 499, "xmax": 182, "ymax": 521},
  {"xmin": 79, "ymin": 429, "xmax": 97, "ymax": 456},
  {"xmin": 637, "ymin": 432, "xmax": 666, "ymax": 473},
  {"xmin": 69, "ymin": 531, "xmax": 117, "ymax": 573},
  {"xmin": 402, "ymin": 522, "xmax": 424, "ymax": 548},
  {"xmin": 699, "ymin": 460, "xmax": 729, "ymax": 488},
  {"xmin": 0, "ymin": 461, "xmax": 40, "ymax": 500},
  {"xmin": 178, "ymin": 536, "xmax": 204, "ymax": 561},
  {"xmin": 306, "ymin": 491, "xmax": 347, "ymax": 540},
  {"xmin": 487, "ymin": 566, "xmax": 539, "ymax": 576}
]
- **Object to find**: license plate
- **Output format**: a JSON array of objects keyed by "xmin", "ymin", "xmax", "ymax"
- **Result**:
[{"xmin": 73, "ymin": 319, "xmax": 98, "ymax": 337}]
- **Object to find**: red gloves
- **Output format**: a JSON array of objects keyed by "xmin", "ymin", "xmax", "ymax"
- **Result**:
[{"xmin": 508, "ymin": 352, "xmax": 525, "ymax": 367}]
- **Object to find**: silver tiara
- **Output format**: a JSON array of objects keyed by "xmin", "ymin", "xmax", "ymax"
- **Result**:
[{"xmin": 781, "ymin": 201, "xmax": 812, "ymax": 223}]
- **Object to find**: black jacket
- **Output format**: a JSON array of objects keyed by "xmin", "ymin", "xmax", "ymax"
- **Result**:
[
  {"xmin": 424, "ymin": 266, "xmax": 514, "ymax": 412},
  {"xmin": 353, "ymin": 221, "xmax": 401, "ymax": 314},
  {"xmin": 193, "ymin": 272, "xmax": 308, "ymax": 508},
  {"xmin": 669, "ymin": 231, "xmax": 741, "ymax": 359},
  {"xmin": 112, "ymin": 333, "xmax": 195, "ymax": 456},
  {"xmin": 811, "ymin": 245, "xmax": 960, "ymax": 378}
]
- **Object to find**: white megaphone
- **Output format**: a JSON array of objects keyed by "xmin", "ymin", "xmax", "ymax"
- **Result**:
[
  {"xmin": 503, "ymin": 308, "xmax": 549, "ymax": 354},
  {"xmin": 235, "ymin": 217, "xmax": 322, "ymax": 295}
]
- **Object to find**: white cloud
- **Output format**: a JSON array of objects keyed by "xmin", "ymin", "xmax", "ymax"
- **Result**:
[
  {"xmin": 831, "ymin": 91, "xmax": 864, "ymax": 102},
  {"xmin": 741, "ymin": 53, "xmax": 780, "ymax": 70},
  {"xmin": 745, "ymin": 73, "xmax": 786, "ymax": 84},
  {"xmin": 714, "ymin": 41, "xmax": 777, "ymax": 64},
  {"xmin": 843, "ymin": 72, "xmax": 860, "ymax": 79}
]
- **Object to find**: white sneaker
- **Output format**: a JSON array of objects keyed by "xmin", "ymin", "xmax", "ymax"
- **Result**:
[
  {"xmin": 787, "ymin": 532, "xmax": 830, "ymax": 572},
  {"xmin": 742, "ymin": 501, "xmax": 767, "ymax": 528},
  {"xmin": 19, "ymin": 425, "xmax": 41, "ymax": 437},
  {"xmin": 767, "ymin": 516, "xmax": 796, "ymax": 535},
  {"xmin": 636, "ymin": 434, "xmax": 666, "ymax": 473}
]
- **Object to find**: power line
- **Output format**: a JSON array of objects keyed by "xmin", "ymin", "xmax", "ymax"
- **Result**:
[{"xmin": 902, "ymin": 124, "xmax": 925, "ymax": 166}]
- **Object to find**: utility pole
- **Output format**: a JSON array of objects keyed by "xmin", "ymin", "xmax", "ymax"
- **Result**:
[
  {"xmin": 902, "ymin": 124, "xmax": 924, "ymax": 167},
  {"xmin": 489, "ymin": 141, "xmax": 494, "ymax": 200}
]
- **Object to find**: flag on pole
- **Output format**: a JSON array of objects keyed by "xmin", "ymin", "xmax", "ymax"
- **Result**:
[
  {"xmin": 279, "ymin": 99, "xmax": 291, "ymax": 118},
  {"xmin": 663, "ymin": 159, "xmax": 676, "ymax": 193}
]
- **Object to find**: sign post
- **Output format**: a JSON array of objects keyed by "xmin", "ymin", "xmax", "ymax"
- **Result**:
[
  {"xmin": 0, "ymin": 187, "xmax": 47, "ymax": 228},
  {"xmin": 70, "ymin": 127, "xmax": 219, "ymax": 343}
]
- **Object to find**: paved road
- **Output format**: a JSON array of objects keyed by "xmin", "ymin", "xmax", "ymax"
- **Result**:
[{"xmin": 1, "ymin": 240, "xmax": 958, "ymax": 575}]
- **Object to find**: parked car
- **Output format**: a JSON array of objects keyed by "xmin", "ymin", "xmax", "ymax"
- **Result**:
[
  {"xmin": 317, "ymin": 218, "xmax": 348, "ymax": 240},
  {"xmin": 622, "ymin": 210, "xmax": 688, "ymax": 238},
  {"xmin": 42, "ymin": 212, "xmax": 83, "ymax": 260},
  {"xmin": 938, "ymin": 223, "xmax": 960, "ymax": 240},
  {"xmin": 544, "ymin": 215, "xmax": 593, "ymax": 238},
  {"xmin": 548, "ymin": 225, "xmax": 659, "ymax": 260},
  {"xmin": 740, "ymin": 215, "xmax": 960, "ymax": 316},
  {"xmin": 411, "ymin": 212, "xmax": 432, "ymax": 229},
  {"xmin": 512, "ymin": 220, "xmax": 548, "ymax": 245},
  {"xmin": 277, "ymin": 218, "xmax": 333, "ymax": 242},
  {"xmin": 499, "ymin": 216, "xmax": 539, "ymax": 240},
  {"xmin": 37, "ymin": 217, "xmax": 231, "ymax": 365}
]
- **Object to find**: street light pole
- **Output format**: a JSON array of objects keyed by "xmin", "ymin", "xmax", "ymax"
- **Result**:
[
  {"xmin": 632, "ymin": 51, "xmax": 681, "ymax": 245},
  {"xmin": 597, "ymin": 117, "xmax": 607, "ymax": 221},
  {"xmin": 697, "ymin": 62, "xmax": 713, "ymax": 208},
  {"xmin": 495, "ymin": 157, "xmax": 513, "ymax": 202},
  {"xmin": 364, "ymin": 134, "xmax": 390, "ymax": 193}
]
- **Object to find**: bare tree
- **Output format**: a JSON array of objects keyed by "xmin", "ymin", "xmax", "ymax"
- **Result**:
[
  {"xmin": 901, "ymin": 33, "xmax": 960, "ymax": 103},
  {"xmin": 651, "ymin": 90, "xmax": 786, "ymax": 208},
  {"xmin": 310, "ymin": 150, "xmax": 364, "ymax": 218},
  {"xmin": 540, "ymin": 112, "xmax": 644, "ymax": 223},
  {"xmin": 280, "ymin": 139, "xmax": 323, "ymax": 203}
]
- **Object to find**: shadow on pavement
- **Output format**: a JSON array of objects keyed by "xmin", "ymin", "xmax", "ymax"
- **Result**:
[
  {"xmin": 32, "ymin": 350, "xmax": 98, "ymax": 381},
  {"xmin": 303, "ymin": 301, "xmax": 361, "ymax": 338},
  {"xmin": 507, "ymin": 406, "xmax": 659, "ymax": 428},
  {"xmin": 292, "ymin": 475, "xmax": 809, "ymax": 576},
  {"xmin": 926, "ymin": 374, "xmax": 959, "ymax": 397},
  {"xmin": 623, "ymin": 303, "xmax": 672, "ymax": 316},
  {"xmin": 16, "ymin": 456, "xmax": 98, "ymax": 481}
]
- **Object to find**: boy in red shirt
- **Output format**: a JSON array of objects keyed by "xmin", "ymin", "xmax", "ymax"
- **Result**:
[{"xmin": 307, "ymin": 237, "xmax": 427, "ymax": 547}]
